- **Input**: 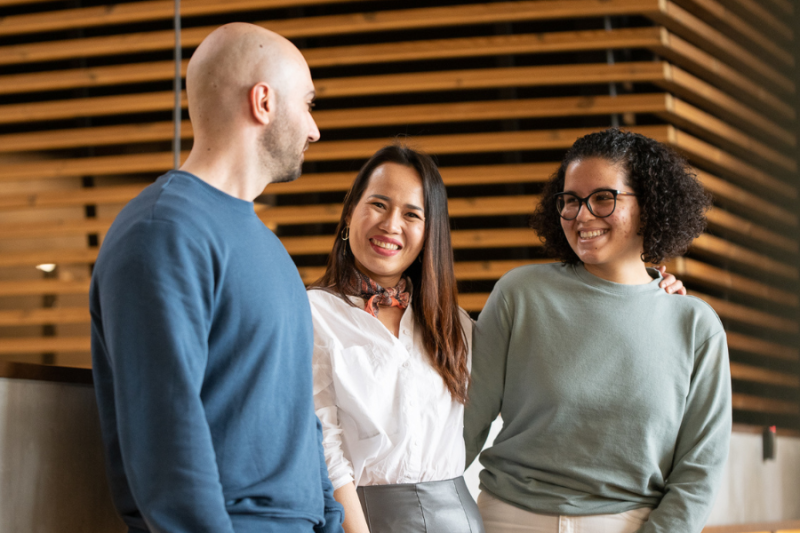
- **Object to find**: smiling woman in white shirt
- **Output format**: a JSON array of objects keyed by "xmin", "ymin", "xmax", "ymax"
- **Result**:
[{"xmin": 308, "ymin": 145, "xmax": 484, "ymax": 533}]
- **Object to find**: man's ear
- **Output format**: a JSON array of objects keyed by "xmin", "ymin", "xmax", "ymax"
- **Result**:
[{"xmin": 249, "ymin": 82, "xmax": 272, "ymax": 126}]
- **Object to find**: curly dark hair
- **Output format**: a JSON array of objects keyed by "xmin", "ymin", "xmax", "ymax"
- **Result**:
[{"xmin": 530, "ymin": 128, "xmax": 711, "ymax": 264}]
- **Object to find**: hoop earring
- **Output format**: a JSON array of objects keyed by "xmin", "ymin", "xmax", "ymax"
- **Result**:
[{"xmin": 340, "ymin": 226, "xmax": 350, "ymax": 241}]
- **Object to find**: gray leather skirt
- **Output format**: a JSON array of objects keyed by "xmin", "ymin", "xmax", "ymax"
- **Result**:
[{"xmin": 356, "ymin": 476, "xmax": 485, "ymax": 533}]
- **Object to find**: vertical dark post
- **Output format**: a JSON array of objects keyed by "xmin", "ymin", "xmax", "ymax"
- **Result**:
[
  {"xmin": 604, "ymin": 16, "xmax": 619, "ymax": 129},
  {"xmin": 173, "ymin": 0, "xmax": 182, "ymax": 169}
]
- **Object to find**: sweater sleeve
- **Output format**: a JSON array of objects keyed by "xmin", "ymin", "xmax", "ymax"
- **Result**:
[
  {"xmin": 639, "ymin": 330, "xmax": 732, "ymax": 533},
  {"xmin": 314, "ymin": 416, "xmax": 346, "ymax": 533},
  {"xmin": 311, "ymin": 311, "xmax": 356, "ymax": 490},
  {"xmin": 94, "ymin": 220, "xmax": 234, "ymax": 532},
  {"xmin": 464, "ymin": 282, "xmax": 512, "ymax": 467}
]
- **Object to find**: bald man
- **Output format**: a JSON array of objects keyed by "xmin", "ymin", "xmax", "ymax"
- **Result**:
[{"xmin": 91, "ymin": 24, "xmax": 343, "ymax": 533}]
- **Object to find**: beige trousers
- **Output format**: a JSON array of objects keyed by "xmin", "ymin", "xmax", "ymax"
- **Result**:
[{"xmin": 478, "ymin": 491, "xmax": 652, "ymax": 533}]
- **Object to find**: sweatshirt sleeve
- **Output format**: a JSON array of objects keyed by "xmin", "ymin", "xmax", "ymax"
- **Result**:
[
  {"xmin": 639, "ymin": 330, "xmax": 732, "ymax": 533},
  {"xmin": 464, "ymin": 281, "xmax": 512, "ymax": 467},
  {"xmin": 314, "ymin": 416, "xmax": 345, "ymax": 533},
  {"xmin": 94, "ymin": 220, "xmax": 235, "ymax": 532}
]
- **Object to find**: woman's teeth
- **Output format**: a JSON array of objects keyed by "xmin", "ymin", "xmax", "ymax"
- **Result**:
[
  {"xmin": 371, "ymin": 239, "xmax": 400, "ymax": 250},
  {"xmin": 579, "ymin": 229, "xmax": 608, "ymax": 239}
]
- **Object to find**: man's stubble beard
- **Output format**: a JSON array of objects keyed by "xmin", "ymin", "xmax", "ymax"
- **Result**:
[{"xmin": 259, "ymin": 110, "xmax": 305, "ymax": 184}]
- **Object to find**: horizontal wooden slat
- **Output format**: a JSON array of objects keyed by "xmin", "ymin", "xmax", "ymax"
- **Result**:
[
  {"xmin": 0, "ymin": 248, "xmax": 99, "ymax": 268},
  {"xmin": 5, "ymin": 169, "xmax": 795, "ymax": 258},
  {"xmin": 0, "ymin": 7, "xmax": 664, "ymax": 66},
  {"xmin": 3, "ymin": 126, "xmax": 794, "ymax": 206},
  {"xmin": 4, "ymin": 56, "xmax": 791, "ymax": 149},
  {"xmin": 5, "ymin": 93, "xmax": 794, "ymax": 179},
  {"xmin": 727, "ymin": 331, "xmax": 799, "ymax": 361},
  {"xmin": 0, "ymin": 0, "xmax": 365, "ymax": 36},
  {"xmin": 671, "ymin": 0, "xmax": 793, "ymax": 60},
  {"xmin": 660, "ymin": 95, "xmax": 795, "ymax": 172},
  {"xmin": 0, "ymin": 91, "xmax": 185, "ymax": 125},
  {"xmin": 0, "ymin": 60, "xmax": 667, "ymax": 97},
  {"xmin": 0, "ymin": 121, "xmax": 193, "ymax": 152},
  {"xmin": 705, "ymin": 209, "xmax": 797, "ymax": 255},
  {"xmin": 690, "ymin": 291, "xmax": 798, "ymax": 333},
  {"xmin": 0, "ymin": 92, "xmax": 660, "ymax": 136},
  {"xmin": 723, "ymin": 0, "xmax": 793, "ymax": 41},
  {"xmin": 0, "ymin": 279, "xmax": 90, "ymax": 297},
  {"xmin": 0, "ymin": 217, "xmax": 113, "ymax": 239},
  {"xmin": 730, "ymin": 362, "xmax": 799, "ymax": 388},
  {"xmin": 0, "ymin": 11, "xmax": 790, "ymax": 121},
  {"xmin": 0, "ymin": 336, "xmax": 90, "ymax": 355},
  {"xmin": 0, "ymin": 228, "xmax": 541, "ymax": 267},
  {"xmin": 656, "ymin": 30, "xmax": 794, "ymax": 118},
  {"xmin": 670, "ymin": 127, "xmax": 796, "ymax": 199},
  {"xmin": 762, "ymin": 0, "xmax": 793, "ymax": 16},
  {"xmin": 698, "ymin": 171, "xmax": 797, "ymax": 228},
  {"xmin": 731, "ymin": 393, "xmax": 800, "ymax": 415},
  {"xmin": 690, "ymin": 234, "xmax": 798, "ymax": 279},
  {"xmin": 0, "ymin": 184, "xmax": 150, "ymax": 210},
  {"xmin": 653, "ymin": 1, "xmax": 793, "ymax": 88},
  {"xmin": 2, "ymin": 0, "xmax": 792, "ymax": 95},
  {"xmin": 0, "ymin": 163, "xmax": 554, "ymax": 210},
  {"xmin": 668, "ymin": 257, "xmax": 798, "ymax": 307},
  {"xmin": 0, "ymin": 126, "xmax": 628, "ymax": 181},
  {"xmin": 0, "ymin": 307, "xmax": 89, "ymax": 326},
  {"xmin": 660, "ymin": 64, "xmax": 794, "ymax": 145}
]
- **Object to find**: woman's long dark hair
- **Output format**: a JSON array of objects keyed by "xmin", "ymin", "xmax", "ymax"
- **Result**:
[{"xmin": 310, "ymin": 144, "xmax": 470, "ymax": 403}]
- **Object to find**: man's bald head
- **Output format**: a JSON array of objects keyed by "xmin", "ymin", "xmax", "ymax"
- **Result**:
[
  {"xmin": 183, "ymin": 23, "xmax": 319, "ymax": 189},
  {"xmin": 187, "ymin": 23, "xmax": 309, "ymax": 135}
]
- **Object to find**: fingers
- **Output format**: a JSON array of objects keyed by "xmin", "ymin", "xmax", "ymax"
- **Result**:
[{"xmin": 657, "ymin": 265, "xmax": 686, "ymax": 295}]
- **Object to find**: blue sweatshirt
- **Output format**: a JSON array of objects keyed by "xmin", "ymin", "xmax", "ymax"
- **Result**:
[{"xmin": 91, "ymin": 171, "xmax": 344, "ymax": 533}]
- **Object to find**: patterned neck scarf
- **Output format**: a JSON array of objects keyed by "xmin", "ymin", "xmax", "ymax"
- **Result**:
[{"xmin": 347, "ymin": 268, "xmax": 410, "ymax": 318}]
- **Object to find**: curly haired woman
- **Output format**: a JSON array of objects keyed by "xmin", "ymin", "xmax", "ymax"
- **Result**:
[{"xmin": 464, "ymin": 128, "xmax": 731, "ymax": 533}]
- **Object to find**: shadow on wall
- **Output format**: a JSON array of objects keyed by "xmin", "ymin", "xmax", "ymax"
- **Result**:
[{"xmin": 0, "ymin": 378, "xmax": 125, "ymax": 533}]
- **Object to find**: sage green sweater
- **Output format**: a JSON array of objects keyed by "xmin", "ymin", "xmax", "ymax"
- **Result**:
[{"xmin": 465, "ymin": 263, "xmax": 731, "ymax": 533}]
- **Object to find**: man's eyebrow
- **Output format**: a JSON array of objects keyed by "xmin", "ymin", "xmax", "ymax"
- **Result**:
[{"xmin": 368, "ymin": 194, "xmax": 424, "ymax": 212}]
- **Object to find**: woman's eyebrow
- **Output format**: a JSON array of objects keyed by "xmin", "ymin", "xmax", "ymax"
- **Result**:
[
  {"xmin": 561, "ymin": 187, "xmax": 615, "ymax": 195},
  {"xmin": 369, "ymin": 194, "xmax": 423, "ymax": 212}
]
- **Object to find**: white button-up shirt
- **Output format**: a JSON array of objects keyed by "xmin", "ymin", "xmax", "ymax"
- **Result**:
[{"xmin": 308, "ymin": 288, "xmax": 473, "ymax": 489}]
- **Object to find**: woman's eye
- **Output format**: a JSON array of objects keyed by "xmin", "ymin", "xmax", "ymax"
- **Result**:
[
  {"xmin": 406, "ymin": 212, "xmax": 422, "ymax": 220},
  {"xmin": 371, "ymin": 202, "xmax": 385, "ymax": 209}
]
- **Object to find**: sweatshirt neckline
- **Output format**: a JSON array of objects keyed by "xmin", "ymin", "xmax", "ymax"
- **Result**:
[
  {"xmin": 571, "ymin": 263, "xmax": 662, "ymax": 295},
  {"xmin": 166, "ymin": 170, "xmax": 257, "ymax": 215}
]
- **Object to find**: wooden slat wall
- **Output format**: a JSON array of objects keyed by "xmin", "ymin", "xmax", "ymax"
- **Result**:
[{"xmin": 1, "ymin": 0, "xmax": 797, "ymax": 429}]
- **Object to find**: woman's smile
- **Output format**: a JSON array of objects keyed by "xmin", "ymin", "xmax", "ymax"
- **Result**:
[
  {"xmin": 347, "ymin": 162, "xmax": 426, "ymax": 287},
  {"xmin": 369, "ymin": 236, "xmax": 403, "ymax": 255},
  {"xmin": 561, "ymin": 157, "xmax": 649, "ymax": 284}
]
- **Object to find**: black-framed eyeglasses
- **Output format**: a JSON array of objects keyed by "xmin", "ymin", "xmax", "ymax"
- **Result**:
[{"xmin": 553, "ymin": 189, "xmax": 637, "ymax": 220}]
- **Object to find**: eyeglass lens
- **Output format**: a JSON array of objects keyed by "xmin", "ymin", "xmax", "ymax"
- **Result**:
[{"xmin": 556, "ymin": 190, "xmax": 617, "ymax": 220}]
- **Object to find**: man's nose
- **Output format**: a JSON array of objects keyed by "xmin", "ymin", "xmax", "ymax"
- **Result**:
[{"xmin": 308, "ymin": 116, "xmax": 320, "ymax": 143}]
